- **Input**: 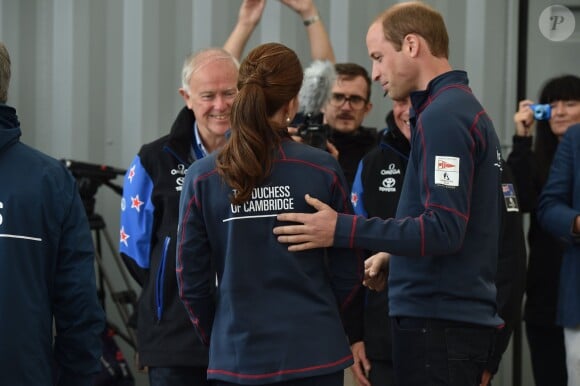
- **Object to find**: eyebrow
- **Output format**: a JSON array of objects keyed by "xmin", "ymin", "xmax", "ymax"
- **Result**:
[{"xmin": 334, "ymin": 92, "xmax": 366, "ymax": 99}]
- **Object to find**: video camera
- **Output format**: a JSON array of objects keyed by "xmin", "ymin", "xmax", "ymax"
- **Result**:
[
  {"xmin": 297, "ymin": 112, "xmax": 331, "ymax": 150},
  {"xmin": 530, "ymin": 104, "xmax": 551, "ymax": 121},
  {"xmin": 62, "ymin": 159, "xmax": 126, "ymax": 216}
]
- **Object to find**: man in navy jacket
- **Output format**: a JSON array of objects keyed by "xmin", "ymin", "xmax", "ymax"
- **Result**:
[
  {"xmin": 275, "ymin": 3, "xmax": 504, "ymax": 385},
  {"xmin": 0, "ymin": 41, "xmax": 105, "ymax": 386}
]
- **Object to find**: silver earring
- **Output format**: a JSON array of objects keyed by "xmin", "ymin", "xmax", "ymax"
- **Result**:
[{"xmin": 286, "ymin": 116, "xmax": 291, "ymax": 124}]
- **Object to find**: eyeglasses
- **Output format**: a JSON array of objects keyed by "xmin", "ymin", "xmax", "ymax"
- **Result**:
[{"xmin": 329, "ymin": 93, "xmax": 368, "ymax": 110}]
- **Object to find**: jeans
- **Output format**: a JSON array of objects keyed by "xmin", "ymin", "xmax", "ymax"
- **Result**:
[
  {"xmin": 391, "ymin": 317, "xmax": 495, "ymax": 386},
  {"xmin": 148, "ymin": 366, "xmax": 209, "ymax": 386},
  {"xmin": 368, "ymin": 359, "xmax": 395, "ymax": 386}
]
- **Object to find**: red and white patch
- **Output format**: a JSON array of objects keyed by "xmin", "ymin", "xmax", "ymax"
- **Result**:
[{"xmin": 434, "ymin": 156, "xmax": 460, "ymax": 187}]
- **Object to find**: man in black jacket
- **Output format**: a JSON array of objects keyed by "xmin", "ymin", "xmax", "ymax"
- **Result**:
[
  {"xmin": 119, "ymin": 48, "xmax": 238, "ymax": 386},
  {"xmin": 322, "ymin": 63, "xmax": 378, "ymax": 188}
]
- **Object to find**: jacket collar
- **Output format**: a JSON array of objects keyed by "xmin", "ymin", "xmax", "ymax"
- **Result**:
[
  {"xmin": 410, "ymin": 70, "xmax": 469, "ymax": 116},
  {"xmin": 0, "ymin": 104, "xmax": 21, "ymax": 155},
  {"xmin": 166, "ymin": 106, "xmax": 196, "ymax": 164}
]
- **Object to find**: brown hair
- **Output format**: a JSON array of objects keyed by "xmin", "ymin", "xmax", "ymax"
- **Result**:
[
  {"xmin": 378, "ymin": 1, "xmax": 449, "ymax": 58},
  {"xmin": 216, "ymin": 42, "xmax": 303, "ymax": 205},
  {"xmin": 335, "ymin": 62, "xmax": 372, "ymax": 101},
  {"xmin": 0, "ymin": 43, "xmax": 11, "ymax": 103}
]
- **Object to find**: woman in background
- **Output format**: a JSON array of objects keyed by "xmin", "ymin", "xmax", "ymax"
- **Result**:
[{"xmin": 507, "ymin": 74, "xmax": 580, "ymax": 386}]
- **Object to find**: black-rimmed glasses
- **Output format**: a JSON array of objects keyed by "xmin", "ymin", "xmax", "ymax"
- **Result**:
[{"xmin": 329, "ymin": 93, "xmax": 367, "ymax": 110}]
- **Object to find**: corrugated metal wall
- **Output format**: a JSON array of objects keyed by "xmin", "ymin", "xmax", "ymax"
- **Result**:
[{"xmin": 2, "ymin": 1, "xmax": 579, "ymax": 385}]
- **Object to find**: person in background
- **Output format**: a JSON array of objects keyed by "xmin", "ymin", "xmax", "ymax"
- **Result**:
[
  {"xmin": 224, "ymin": 0, "xmax": 335, "ymax": 63},
  {"xmin": 537, "ymin": 124, "xmax": 580, "ymax": 386},
  {"xmin": 274, "ymin": 2, "xmax": 504, "ymax": 385},
  {"xmin": 348, "ymin": 97, "xmax": 411, "ymax": 386},
  {"xmin": 322, "ymin": 63, "xmax": 377, "ymax": 188},
  {"xmin": 119, "ymin": 47, "xmax": 239, "ymax": 386},
  {"xmin": 482, "ymin": 158, "xmax": 527, "ymax": 385},
  {"xmin": 0, "ymin": 41, "xmax": 105, "ymax": 386},
  {"xmin": 225, "ymin": 1, "xmax": 375, "ymax": 189},
  {"xmin": 507, "ymin": 74, "xmax": 580, "ymax": 386},
  {"xmin": 176, "ymin": 42, "xmax": 363, "ymax": 386}
]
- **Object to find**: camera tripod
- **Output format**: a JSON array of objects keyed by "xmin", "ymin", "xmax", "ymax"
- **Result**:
[{"xmin": 89, "ymin": 212, "xmax": 138, "ymax": 349}]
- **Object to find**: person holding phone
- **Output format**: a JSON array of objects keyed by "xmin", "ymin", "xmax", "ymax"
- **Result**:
[{"xmin": 507, "ymin": 74, "xmax": 580, "ymax": 386}]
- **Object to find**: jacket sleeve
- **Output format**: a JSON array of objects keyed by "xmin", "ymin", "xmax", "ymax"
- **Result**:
[
  {"xmin": 334, "ymin": 109, "xmax": 482, "ymax": 256},
  {"xmin": 54, "ymin": 176, "xmax": 106, "ymax": 386},
  {"xmin": 119, "ymin": 154, "xmax": 155, "ymax": 285},
  {"xmin": 350, "ymin": 159, "xmax": 368, "ymax": 217},
  {"xmin": 506, "ymin": 135, "xmax": 541, "ymax": 212},
  {"xmin": 487, "ymin": 163, "xmax": 527, "ymax": 374},
  {"xmin": 538, "ymin": 129, "xmax": 580, "ymax": 244},
  {"xmin": 328, "ymin": 167, "xmax": 365, "ymax": 344},
  {"xmin": 176, "ymin": 167, "xmax": 215, "ymax": 346}
]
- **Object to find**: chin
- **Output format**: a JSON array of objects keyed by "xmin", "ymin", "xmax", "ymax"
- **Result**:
[
  {"xmin": 335, "ymin": 125, "xmax": 358, "ymax": 134},
  {"xmin": 211, "ymin": 123, "xmax": 230, "ymax": 135}
]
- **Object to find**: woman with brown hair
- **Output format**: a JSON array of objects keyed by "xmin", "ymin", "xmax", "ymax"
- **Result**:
[{"xmin": 176, "ymin": 42, "xmax": 363, "ymax": 386}]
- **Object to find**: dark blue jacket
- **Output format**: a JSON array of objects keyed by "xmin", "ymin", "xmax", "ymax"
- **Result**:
[
  {"xmin": 538, "ymin": 124, "xmax": 580, "ymax": 327},
  {"xmin": 334, "ymin": 71, "xmax": 504, "ymax": 327},
  {"xmin": 177, "ymin": 139, "xmax": 363, "ymax": 385},
  {"xmin": 0, "ymin": 104, "xmax": 105, "ymax": 385}
]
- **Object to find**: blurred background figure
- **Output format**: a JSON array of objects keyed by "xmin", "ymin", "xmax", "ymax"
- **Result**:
[
  {"xmin": 119, "ymin": 47, "xmax": 239, "ymax": 386},
  {"xmin": 507, "ymin": 74, "xmax": 580, "ymax": 386},
  {"xmin": 348, "ymin": 97, "xmax": 411, "ymax": 386},
  {"xmin": 538, "ymin": 123, "xmax": 580, "ymax": 386}
]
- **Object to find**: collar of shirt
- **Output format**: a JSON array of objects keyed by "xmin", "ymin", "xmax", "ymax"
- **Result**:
[{"xmin": 192, "ymin": 121, "xmax": 208, "ymax": 159}]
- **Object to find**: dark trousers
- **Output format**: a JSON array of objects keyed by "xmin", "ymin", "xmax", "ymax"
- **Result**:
[
  {"xmin": 212, "ymin": 371, "xmax": 343, "ymax": 386},
  {"xmin": 391, "ymin": 317, "xmax": 494, "ymax": 386},
  {"xmin": 525, "ymin": 322, "xmax": 567, "ymax": 386},
  {"xmin": 148, "ymin": 366, "xmax": 209, "ymax": 386},
  {"xmin": 368, "ymin": 359, "xmax": 395, "ymax": 386}
]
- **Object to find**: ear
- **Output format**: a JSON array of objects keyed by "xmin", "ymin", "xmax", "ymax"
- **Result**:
[
  {"xmin": 179, "ymin": 88, "xmax": 193, "ymax": 109},
  {"xmin": 403, "ymin": 34, "xmax": 420, "ymax": 58},
  {"xmin": 363, "ymin": 101, "xmax": 373, "ymax": 116},
  {"xmin": 288, "ymin": 96, "xmax": 300, "ymax": 118}
]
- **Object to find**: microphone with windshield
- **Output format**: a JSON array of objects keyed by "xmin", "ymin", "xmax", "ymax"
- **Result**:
[{"xmin": 296, "ymin": 60, "xmax": 336, "ymax": 150}]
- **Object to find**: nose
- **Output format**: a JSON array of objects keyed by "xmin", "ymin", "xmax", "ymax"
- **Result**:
[
  {"xmin": 340, "ymin": 99, "xmax": 354, "ymax": 110},
  {"xmin": 214, "ymin": 95, "xmax": 229, "ymax": 111},
  {"xmin": 551, "ymin": 101, "xmax": 565, "ymax": 116},
  {"xmin": 371, "ymin": 63, "xmax": 380, "ymax": 82}
]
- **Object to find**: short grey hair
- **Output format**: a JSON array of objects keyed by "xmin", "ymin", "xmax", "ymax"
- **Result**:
[{"xmin": 181, "ymin": 47, "xmax": 239, "ymax": 93}]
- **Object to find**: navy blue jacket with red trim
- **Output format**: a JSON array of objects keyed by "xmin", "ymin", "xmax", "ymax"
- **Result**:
[
  {"xmin": 334, "ymin": 71, "xmax": 504, "ymax": 327},
  {"xmin": 177, "ymin": 139, "xmax": 363, "ymax": 385}
]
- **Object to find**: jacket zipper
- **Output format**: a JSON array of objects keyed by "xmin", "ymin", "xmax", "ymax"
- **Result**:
[{"xmin": 155, "ymin": 236, "xmax": 171, "ymax": 322}]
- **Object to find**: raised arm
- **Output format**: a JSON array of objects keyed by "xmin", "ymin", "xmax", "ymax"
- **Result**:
[
  {"xmin": 281, "ymin": 0, "xmax": 335, "ymax": 62},
  {"xmin": 223, "ymin": 0, "xmax": 266, "ymax": 61}
]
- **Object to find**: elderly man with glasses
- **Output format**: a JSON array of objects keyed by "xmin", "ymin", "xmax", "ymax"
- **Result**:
[{"xmin": 321, "ymin": 63, "xmax": 377, "ymax": 188}]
